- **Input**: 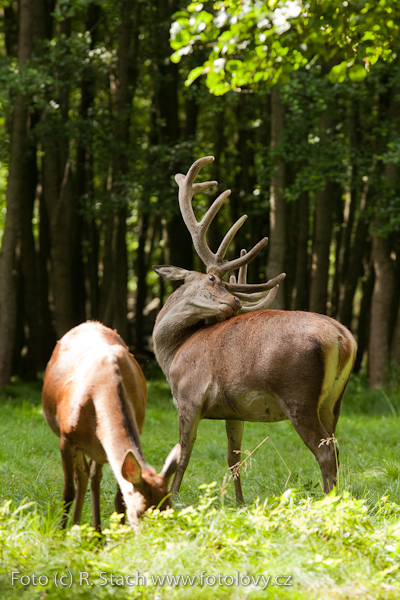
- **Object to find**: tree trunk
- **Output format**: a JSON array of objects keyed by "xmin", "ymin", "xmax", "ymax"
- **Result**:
[
  {"xmin": 369, "ymin": 85, "xmax": 399, "ymax": 387},
  {"xmin": 354, "ymin": 260, "xmax": 374, "ymax": 373},
  {"xmin": 309, "ymin": 114, "xmax": 338, "ymax": 315},
  {"xmin": 337, "ymin": 182, "xmax": 370, "ymax": 328},
  {"xmin": 0, "ymin": 0, "xmax": 33, "ymax": 385},
  {"xmin": 18, "ymin": 126, "xmax": 43, "ymax": 376},
  {"xmin": 76, "ymin": 2, "xmax": 101, "ymax": 320},
  {"xmin": 369, "ymin": 231, "xmax": 395, "ymax": 387},
  {"xmin": 267, "ymin": 89, "xmax": 286, "ymax": 308},
  {"xmin": 391, "ymin": 294, "xmax": 400, "ymax": 368},
  {"xmin": 42, "ymin": 136, "xmax": 79, "ymax": 337},
  {"xmin": 134, "ymin": 212, "xmax": 156, "ymax": 353},
  {"xmin": 291, "ymin": 191, "xmax": 309, "ymax": 310},
  {"xmin": 37, "ymin": 194, "xmax": 57, "ymax": 363},
  {"xmin": 100, "ymin": 0, "xmax": 141, "ymax": 340},
  {"xmin": 151, "ymin": 0, "xmax": 193, "ymax": 273}
]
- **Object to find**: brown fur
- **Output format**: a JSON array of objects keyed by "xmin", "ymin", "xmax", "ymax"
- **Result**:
[
  {"xmin": 153, "ymin": 274, "xmax": 357, "ymax": 500},
  {"xmin": 42, "ymin": 321, "xmax": 180, "ymax": 531}
]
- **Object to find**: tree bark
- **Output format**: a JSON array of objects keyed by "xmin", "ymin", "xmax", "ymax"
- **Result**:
[
  {"xmin": 291, "ymin": 191, "xmax": 309, "ymax": 310},
  {"xmin": 75, "ymin": 3, "xmax": 101, "ymax": 320},
  {"xmin": 151, "ymin": 0, "xmax": 193, "ymax": 273},
  {"xmin": 0, "ymin": 0, "xmax": 33, "ymax": 385},
  {"xmin": 391, "ymin": 294, "xmax": 400, "ymax": 368},
  {"xmin": 99, "ymin": 0, "xmax": 141, "ymax": 340},
  {"xmin": 267, "ymin": 89, "xmax": 286, "ymax": 308},
  {"xmin": 18, "ymin": 126, "xmax": 43, "ymax": 376},
  {"xmin": 337, "ymin": 182, "xmax": 370, "ymax": 328},
  {"xmin": 369, "ymin": 231, "xmax": 395, "ymax": 387},
  {"xmin": 354, "ymin": 259, "xmax": 374, "ymax": 373},
  {"xmin": 309, "ymin": 114, "xmax": 338, "ymax": 315},
  {"xmin": 369, "ymin": 85, "xmax": 399, "ymax": 388}
]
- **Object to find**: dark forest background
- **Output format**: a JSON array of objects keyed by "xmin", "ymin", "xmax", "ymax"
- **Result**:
[{"xmin": 0, "ymin": 0, "xmax": 399, "ymax": 389}]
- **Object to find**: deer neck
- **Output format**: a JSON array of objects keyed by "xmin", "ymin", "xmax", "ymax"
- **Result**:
[
  {"xmin": 92, "ymin": 379, "xmax": 145, "ymax": 465},
  {"xmin": 153, "ymin": 291, "xmax": 204, "ymax": 378}
]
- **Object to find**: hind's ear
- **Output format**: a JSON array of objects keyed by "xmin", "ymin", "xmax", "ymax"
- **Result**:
[{"xmin": 121, "ymin": 450, "xmax": 143, "ymax": 485}]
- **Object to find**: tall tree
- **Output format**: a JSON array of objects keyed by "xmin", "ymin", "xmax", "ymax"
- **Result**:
[
  {"xmin": 369, "ymin": 83, "xmax": 399, "ymax": 387},
  {"xmin": 309, "ymin": 111, "xmax": 338, "ymax": 315},
  {"xmin": 99, "ymin": 0, "xmax": 141, "ymax": 340},
  {"xmin": 267, "ymin": 89, "xmax": 286, "ymax": 308},
  {"xmin": 0, "ymin": 0, "xmax": 34, "ymax": 385}
]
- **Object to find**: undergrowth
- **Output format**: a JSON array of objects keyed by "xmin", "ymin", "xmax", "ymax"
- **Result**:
[{"xmin": 0, "ymin": 375, "xmax": 399, "ymax": 598}]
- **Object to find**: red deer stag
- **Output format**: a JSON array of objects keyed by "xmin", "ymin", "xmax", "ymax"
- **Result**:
[
  {"xmin": 152, "ymin": 156, "xmax": 357, "ymax": 502},
  {"xmin": 42, "ymin": 322, "xmax": 180, "ymax": 531}
]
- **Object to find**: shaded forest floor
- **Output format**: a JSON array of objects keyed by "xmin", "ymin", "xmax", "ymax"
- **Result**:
[{"xmin": 0, "ymin": 375, "xmax": 399, "ymax": 599}]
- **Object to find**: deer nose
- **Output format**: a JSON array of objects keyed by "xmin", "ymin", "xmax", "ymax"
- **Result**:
[{"xmin": 234, "ymin": 296, "xmax": 241, "ymax": 307}]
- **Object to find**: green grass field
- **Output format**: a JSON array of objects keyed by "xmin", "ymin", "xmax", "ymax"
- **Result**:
[{"xmin": 0, "ymin": 373, "xmax": 399, "ymax": 599}]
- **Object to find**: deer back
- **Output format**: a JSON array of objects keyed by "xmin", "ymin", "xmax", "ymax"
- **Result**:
[{"xmin": 167, "ymin": 310, "xmax": 357, "ymax": 423}]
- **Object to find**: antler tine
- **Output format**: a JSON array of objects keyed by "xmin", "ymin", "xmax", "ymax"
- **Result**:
[
  {"xmin": 200, "ymin": 189, "xmax": 231, "ymax": 234},
  {"xmin": 175, "ymin": 156, "xmax": 219, "ymax": 268},
  {"xmin": 216, "ymin": 237, "xmax": 269, "ymax": 276},
  {"xmin": 233, "ymin": 290, "xmax": 272, "ymax": 301},
  {"xmin": 215, "ymin": 217, "xmax": 248, "ymax": 263},
  {"xmin": 225, "ymin": 248, "xmax": 284, "ymax": 313},
  {"xmin": 238, "ymin": 249, "xmax": 248, "ymax": 284},
  {"xmin": 175, "ymin": 156, "xmax": 269, "ymax": 277},
  {"xmin": 238, "ymin": 286, "xmax": 280, "ymax": 314},
  {"xmin": 227, "ymin": 250, "xmax": 249, "ymax": 285},
  {"xmin": 226, "ymin": 272, "xmax": 286, "ymax": 293}
]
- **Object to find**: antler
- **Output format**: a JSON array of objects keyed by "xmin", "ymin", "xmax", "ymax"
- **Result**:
[
  {"xmin": 175, "ymin": 156, "xmax": 268, "ymax": 278},
  {"xmin": 227, "ymin": 250, "xmax": 286, "ymax": 314}
]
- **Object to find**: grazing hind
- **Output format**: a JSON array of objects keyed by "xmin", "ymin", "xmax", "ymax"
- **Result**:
[{"xmin": 42, "ymin": 321, "xmax": 180, "ymax": 530}]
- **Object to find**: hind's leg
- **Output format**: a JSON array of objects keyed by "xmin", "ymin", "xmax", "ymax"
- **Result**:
[
  {"xmin": 72, "ymin": 451, "xmax": 89, "ymax": 524},
  {"xmin": 115, "ymin": 486, "xmax": 126, "ymax": 523},
  {"xmin": 89, "ymin": 460, "xmax": 103, "ymax": 532},
  {"xmin": 60, "ymin": 437, "xmax": 76, "ymax": 528}
]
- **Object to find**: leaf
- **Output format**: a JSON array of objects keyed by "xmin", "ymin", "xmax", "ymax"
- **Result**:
[
  {"xmin": 185, "ymin": 65, "xmax": 205, "ymax": 85},
  {"xmin": 348, "ymin": 64, "xmax": 367, "ymax": 82},
  {"xmin": 225, "ymin": 59, "xmax": 242, "ymax": 73},
  {"xmin": 328, "ymin": 61, "xmax": 347, "ymax": 83}
]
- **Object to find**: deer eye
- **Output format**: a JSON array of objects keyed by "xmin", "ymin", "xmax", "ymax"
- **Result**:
[{"xmin": 208, "ymin": 275, "xmax": 216, "ymax": 282}]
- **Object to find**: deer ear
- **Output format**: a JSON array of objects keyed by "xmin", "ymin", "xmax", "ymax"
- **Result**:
[
  {"xmin": 121, "ymin": 450, "xmax": 143, "ymax": 485},
  {"xmin": 160, "ymin": 443, "xmax": 181, "ymax": 487},
  {"xmin": 153, "ymin": 266, "xmax": 190, "ymax": 281}
]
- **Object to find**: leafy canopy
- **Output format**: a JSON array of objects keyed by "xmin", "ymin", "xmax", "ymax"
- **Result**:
[{"xmin": 170, "ymin": 0, "xmax": 400, "ymax": 95}]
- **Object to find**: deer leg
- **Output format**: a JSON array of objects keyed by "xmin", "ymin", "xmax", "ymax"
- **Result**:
[
  {"xmin": 72, "ymin": 451, "xmax": 89, "ymax": 524},
  {"xmin": 115, "ymin": 486, "xmax": 126, "ymax": 523},
  {"xmin": 225, "ymin": 419, "xmax": 244, "ymax": 504},
  {"xmin": 288, "ymin": 416, "xmax": 338, "ymax": 493},
  {"xmin": 319, "ymin": 389, "xmax": 345, "ymax": 442},
  {"xmin": 89, "ymin": 460, "xmax": 103, "ymax": 532},
  {"xmin": 59, "ymin": 437, "xmax": 76, "ymax": 529},
  {"xmin": 170, "ymin": 406, "xmax": 201, "ymax": 495}
]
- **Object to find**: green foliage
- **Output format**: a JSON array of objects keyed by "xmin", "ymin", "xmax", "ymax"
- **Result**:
[
  {"xmin": 0, "ymin": 381, "xmax": 400, "ymax": 598},
  {"xmin": 0, "ymin": 486, "xmax": 400, "ymax": 598},
  {"xmin": 170, "ymin": 0, "xmax": 400, "ymax": 94}
]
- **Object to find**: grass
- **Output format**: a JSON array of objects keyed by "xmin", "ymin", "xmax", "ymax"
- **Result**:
[{"xmin": 0, "ymin": 373, "xmax": 399, "ymax": 599}]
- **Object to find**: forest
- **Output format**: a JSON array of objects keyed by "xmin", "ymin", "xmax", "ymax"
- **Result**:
[{"xmin": 0, "ymin": 0, "xmax": 399, "ymax": 389}]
